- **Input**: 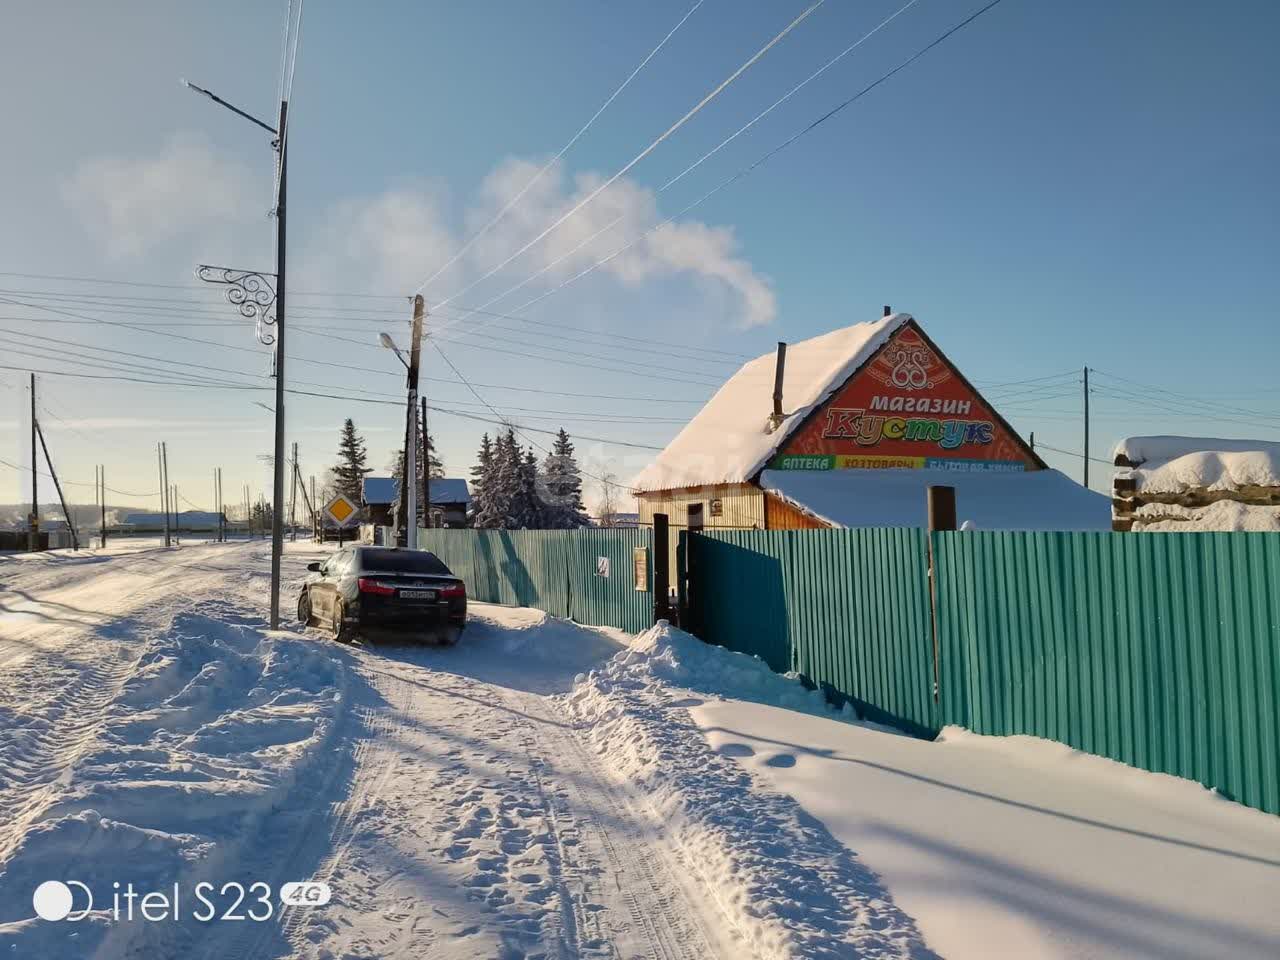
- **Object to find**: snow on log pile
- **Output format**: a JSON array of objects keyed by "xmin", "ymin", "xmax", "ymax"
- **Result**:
[
  {"xmin": 566, "ymin": 622, "xmax": 931, "ymax": 959},
  {"xmin": 1111, "ymin": 436, "xmax": 1280, "ymax": 531}
]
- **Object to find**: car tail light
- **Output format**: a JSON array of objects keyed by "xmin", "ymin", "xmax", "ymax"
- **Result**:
[
  {"xmin": 439, "ymin": 582, "xmax": 465, "ymax": 598},
  {"xmin": 357, "ymin": 578, "xmax": 396, "ymax": 596}
]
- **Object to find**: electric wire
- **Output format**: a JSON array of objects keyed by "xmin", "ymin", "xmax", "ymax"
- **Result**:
[
  {"xmin": 448, "ymin": 0, "xmax": 1010, "ymax": 328},
  {"xmin": 415, "ymin": 0, "xmax": 706, "ymax": 294},
  {"xmin": 426, "ymin": 0, "xmax": 827, "ymax": 308},
  {"xmin": 437, "ymin": 0, "xmax": 924, "ymax": 329}
]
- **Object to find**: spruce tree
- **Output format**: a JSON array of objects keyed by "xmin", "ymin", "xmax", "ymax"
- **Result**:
[
  {"xmin": 542, "ymin": 428, "xmax": 589, "ymax": 528},
  {"xmin": 469, "ymin": 433, "xmax": 494, "ymax": 527},
  {"xmin": 516, "ymin": 447, "xmax": 545, "ymax": 529},
  {"xmin": 332, "ymin": 418, "xmax": 371, "ymax": 502}
]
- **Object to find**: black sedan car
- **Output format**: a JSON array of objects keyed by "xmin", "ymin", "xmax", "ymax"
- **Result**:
[{"xmin": 298, "ymin": 546, "xmax": 467, "ymax": 644}]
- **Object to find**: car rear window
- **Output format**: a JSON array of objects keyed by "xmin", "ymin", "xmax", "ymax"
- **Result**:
[{"xmin": 358, "ymin": 549, "xmax": 452, "ymax": 575}]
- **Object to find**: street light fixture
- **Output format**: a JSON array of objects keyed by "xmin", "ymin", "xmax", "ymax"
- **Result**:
[
  {"xmin": 187, "ymin": 78, "xmax": 290, "ymax": 630},
  {"xmin": 379, "ymin": 333, "xmax": 408, "ymax": 368}
]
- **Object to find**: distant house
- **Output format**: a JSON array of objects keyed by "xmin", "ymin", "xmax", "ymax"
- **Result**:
[
  {"xmin": 361, "ymin": 476, "xmax": 398, "ymax": 527},
  {"xmin": 597, "ymin": 512, "xmax": 640, "ymax": 528},
  {"xmin": 429, "ymin": 478, "xmax": 471, "ymax": 528},
  {"xmin": 122, "ymin": 511, "xmax": 223, "ymax": 532},
  {"xmin": 1112, "ymin": 436, "xmax": 1280, "ymax": 531},
  {"xmin": 362, "ymin": 476, "xmax": 471, "ymax": 531}
]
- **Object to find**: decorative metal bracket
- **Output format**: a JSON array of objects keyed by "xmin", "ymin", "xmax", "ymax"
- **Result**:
[{"xmin": 195, "ymin": 265, "xmax": 278, "ymax": 346}]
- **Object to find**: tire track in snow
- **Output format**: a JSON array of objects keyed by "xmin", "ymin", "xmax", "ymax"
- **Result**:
[{"xmin": 0, "ymin": 548, "xmax": 246, "ymax": 865}]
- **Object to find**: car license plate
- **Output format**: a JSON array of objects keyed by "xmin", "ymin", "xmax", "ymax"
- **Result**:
[{"xmin": 399, "ymin": 589, "xmax": 436, "ymax": 600}]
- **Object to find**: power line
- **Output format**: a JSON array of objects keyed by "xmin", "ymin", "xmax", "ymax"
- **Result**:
[
  {"xmin": 441, "ymin": 0, "xmax": 923, "ymax": 328},
  {"xmin": 1034, "ymin": 442, "xmax": 1112, "ymax": 467},
  {"xmin": 415, "ymin": 0, "xmax": 706, "ymax": 293},
  {"xmin": 427, "ymin": 0, "xmax": 827, "ymax": 308},
  {"xmin": 465, "ymin": 0, "xmax": 1011, "ymax": 325}
]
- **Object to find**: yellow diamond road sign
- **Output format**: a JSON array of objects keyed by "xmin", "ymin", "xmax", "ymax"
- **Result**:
[{"xmin": 324, "ymin": 494, "xmax": 358, "ymax": 526}]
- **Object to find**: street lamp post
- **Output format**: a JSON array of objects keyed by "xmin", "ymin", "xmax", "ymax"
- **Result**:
[{"xmin": 187, "ymin": 80, "xmax": 289, "ymax": 629}]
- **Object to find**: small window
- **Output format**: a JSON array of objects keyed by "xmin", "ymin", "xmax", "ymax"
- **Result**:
[{"xmin": 709, "ymin": 498, "xmax": 723, "ymax": 518}]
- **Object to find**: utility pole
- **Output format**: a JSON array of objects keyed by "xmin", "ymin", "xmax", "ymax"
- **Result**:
[
  {"xmin": 1083, "ymin": 366, "xmax": 1091, "ymax": 490},
  {"xmin": 217, "ymin": 468, "xmax": 224, "ymax": 542},
  {"xmin": 310, "ymin": 475, "xmax": 317, "ymax": 541},
  {"xmin": 422, "ymin": 396, "xmax": 431, "ymax": 530},
  {"xmin": 173, "ymin": 484, "xmax": 180, "ymax": 543},
  {"xmin": 29, "ymin": 373, "xmax": 38, "ymax": 551},
  {"xmin": 158, "ymin": 442, "xmax": 170, "ymax": 547},
  {"xmin": 99, "ymin": 465, "xmax": 107, "ymax": 549},
  {"xmin": 403, "ymin": 295, "xmax": 424, "ymax": 550},
  {"xmin": 289, "ymin": 441, "xmax": 298, "ymax": 542}
]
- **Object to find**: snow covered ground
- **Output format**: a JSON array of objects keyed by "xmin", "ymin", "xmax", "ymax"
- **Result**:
[{"xmin": 1, "ymin": 540, "xmax": 1278, "ymax": 958}]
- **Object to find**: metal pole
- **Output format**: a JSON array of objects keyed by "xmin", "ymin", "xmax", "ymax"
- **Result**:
[
  {"xmin": 29, "ymin": 373, "xmax": 38, "ymax": 551},
  {"xmin": 289, "ymin": 441, "xmax": 298, "ymax": 542},
  {"xmin": 310, "ymin": 475, "xmax": 317, "ymax": 541},
  {"xmin": 159, "ymin": 442, "xmax": 171, "ymax": 547},
  {"xmin": 1083, "ymin": 365, "xmax": 1090, "ymax": 489},
  {"xmin": 268, "ymin": 99, "xmax": 289, "ymax": 628}
]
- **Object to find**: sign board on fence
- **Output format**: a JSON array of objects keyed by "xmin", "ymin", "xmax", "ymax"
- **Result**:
[
  {"xmin": 323, "ymin": 494, "xmax": 359, "ymax": 527},
  {"xmin": 596, "ymin": 556, "xmax": 610, "ymax": 578},
  {"xmin": 633, "ymin": 547, "xmax": 649, "ymax": 592}
]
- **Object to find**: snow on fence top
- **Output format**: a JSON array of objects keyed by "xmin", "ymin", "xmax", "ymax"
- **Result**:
[
  {"xmin": 1114, "ymin": 435, "xmax": 1280, "ymax": 494},
  {"xmin": 632, "ymin": 312, "xmax": 910, "ymax": 491}
]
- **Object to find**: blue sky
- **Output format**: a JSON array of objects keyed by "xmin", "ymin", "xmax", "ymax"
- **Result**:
[{"xmin": 1, "ymin": 0, "xmax": 1277, "ymax": 514}]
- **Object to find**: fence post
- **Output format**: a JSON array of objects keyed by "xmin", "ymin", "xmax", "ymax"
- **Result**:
[
  {"xmin": 926, "ymin": 485, "xmax": 955, "ymax": 706},
  {"xmin": 653, "ymin": 513, "xmax": 670, "ymax": 625}
]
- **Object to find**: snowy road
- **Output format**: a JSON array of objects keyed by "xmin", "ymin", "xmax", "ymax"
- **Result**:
[
  {"xmin": 0, "ymin": 541, "xmax": 794, "ymax": 959},
  {"xmin": 4, "ymin": 540, "xmax": 1277, "ymax": 960}
]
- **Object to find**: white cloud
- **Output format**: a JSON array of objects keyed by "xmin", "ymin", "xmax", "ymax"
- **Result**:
[
  {"xmin": 306, "ymin": 185, "xmax": 456, "ymax": 294},
  {"xmin": 61, "ymin": 133, "xmax": 255, "ymax": 259},
  {"xmin": 466, "ymin": 158, "xmax": 776, "ymax": 328}
]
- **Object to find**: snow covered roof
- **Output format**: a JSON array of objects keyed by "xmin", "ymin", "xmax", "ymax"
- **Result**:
[
  {"xmin": 362, "ymin": 476, "xmax": 398, "ymax": 505},
  {"xmin": 760, "ymin": 468, "xmax": 1111, "ymax": 532},
  {"xmin": 632, "ymin": 313, "xmax": 911, "ymax": 491},
  {"xmin": 1115, "ymin": 436, "xmax": 1280, "ymax": 494},
  {"xmin": 430, "ymin": 478, "xmax": 471, "ymax": 505}
]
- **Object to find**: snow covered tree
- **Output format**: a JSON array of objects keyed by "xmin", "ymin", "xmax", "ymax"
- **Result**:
[
  {"xmin": 541, "ymin": 428, "xmax": 590, "ymax": 528},
  {"xmin": 332, "ymin": 419, "xmax": 371, "ymax": 502},
  {"xmin": 469, "ymin": 433, "xmax": 495, "ymax": 527},
  {"xmin": 514, "ymin": 448, "xmax": 546, "ymax": 529}
]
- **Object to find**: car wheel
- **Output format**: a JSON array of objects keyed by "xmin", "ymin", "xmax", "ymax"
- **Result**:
[
  {"xmin": 297, "ymin": 592, "xmax": 312, "ymax": 627},
  {"xmin": 439, "ymin": 626, "xmax": 462, "ymax": 647},
  {"xmin": 331, "ymin": 600, "xmax": 354, "ymax": 644}
]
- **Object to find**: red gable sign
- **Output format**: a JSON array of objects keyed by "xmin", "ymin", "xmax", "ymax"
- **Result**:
[{"xmin": 772, "ymin": 324, "xmax": 1036, "ymax": 473}]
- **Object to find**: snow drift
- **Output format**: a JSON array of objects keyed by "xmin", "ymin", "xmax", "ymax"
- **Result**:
[{"xmin": 566, "ymin": 622, "xmax": 931, "ymax": 959}]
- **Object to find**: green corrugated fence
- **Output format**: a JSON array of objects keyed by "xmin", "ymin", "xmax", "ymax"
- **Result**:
[
  {"xmin": 933, "ymin": 530, "xmax": 1280, "ymax": 815},
  {"xmin": 687, "ymin": 529, "xmax": 938, "ymax": 737},
  {"xmin": 686, "ymin": 528, "xmax": 1280, "ymax": 815},
  {"xmin": 419, "ymin": 529, "xmax": 653, "ymax": 634}
]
